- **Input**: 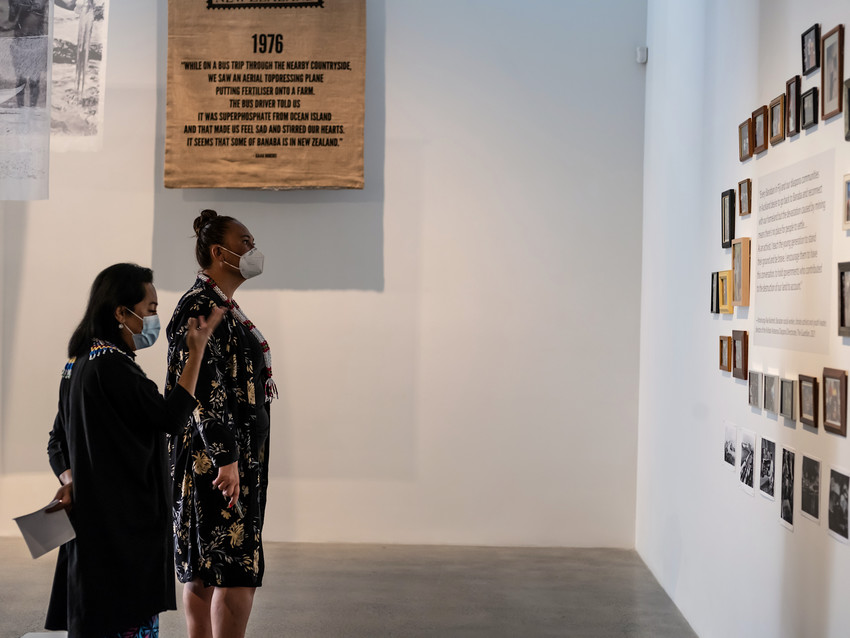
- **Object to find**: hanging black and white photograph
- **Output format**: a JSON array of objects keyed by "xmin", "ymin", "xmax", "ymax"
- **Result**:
[
  {"xmin": 780, "ymin": 447, "xmax": 796, "ymax": 530},
  {"xmin": 749, "ymin": 371, "xmax": 762, "ymax": 409},
  {"xmin": 829, "ymin": 467, "xmax": 850, "ymax": 542},
  {"xmin": 0, "ymin": 0, "xmax": 50, "ymax": 199},
  {"xmin": 759, "ymin": 437, "xmax": 776, "ymax": 500},
  {"xmin": 763, "ymin": 374, "xmax": 779, "ymax": 414},
  {"xmin": 801, "ymin": 455, "xmax": 820, "ymax": 523},
  {"xmin": 738, "ymin": 429, "xmax": 755, "ymax": 495},
  {"xmin": 724, "ymin": 423, "xmax": 736, "ymax": 467},
  {"xmin": 51, "ymin": 0, "xmax": 109, "ymax": 149}
]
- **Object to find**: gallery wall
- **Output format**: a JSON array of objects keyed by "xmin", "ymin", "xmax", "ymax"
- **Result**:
[
  {"xmin": 0, "ymin": 0, "xmax": 647, "ymax": 547},
  {"xmin": 637, "ymin": 0, "xmax": 850, "ymax": 635}
]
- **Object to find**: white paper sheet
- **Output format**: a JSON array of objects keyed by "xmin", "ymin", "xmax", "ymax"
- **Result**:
[{"xmin": 14, "ymin": 500, "xmax": 76, "ymax": 559}]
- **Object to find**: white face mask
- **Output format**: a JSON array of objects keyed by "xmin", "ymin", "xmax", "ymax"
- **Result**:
[
  {"xmin": 124, "ymin": 309, "xmax": 161, "ymax": 350},
  {"xmin": 222, "ymin": 246, "xmax": 264, "ymax": 279}
]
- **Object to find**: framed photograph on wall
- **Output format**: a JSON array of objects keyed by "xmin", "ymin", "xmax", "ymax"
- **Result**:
[
  {"xmin": 769, "ymin": 94, "xmax": 785, "ymax": 144},
  {"xmin": 749, "ymin": 371, "xmax": 762, "ymax": 408},
  {"xmin": 739, "ymin": 119, "xmax": 753, "ymax": 161},
  {"xmin": 823, "ymin": 367, "xmax": 847, "ymax": 436},
  {"xmin": 843, "ymin": 175, "xmax": 850, "ymax": 230},
  {"xmin": 721, "ymin": 189, "xmax": 735, "ymax": 248},
  {"xmin": 799, "ymin": 374, "xmax": 819, "ymax": 428},
  {"xmin": 732, "ymin": 330, "xmax": 748, "ymax": 380},
  {"xmin": 802, "ymin": 23, "xmax": 821, "ymax": 75},
  {"xmin": 780, "ymin": 378, "xmax": 796, "ymax": 419},
  {"xmin": 802, "ymin": 87, "xmax": 819, "ymax": 129},
  {"xmin": 787, "ymin": 75, "xmax": 801, "ymax": 136},
  {"xmin": 711, "ymin": 272, "xmax": 720, "ymax": 313},
  {"xmin": 719, "ymin": 336, "xmax": 732, "ymax": 371},
  {"xmin": 764, "ymin": 374, "xmax": 780, "ymax": 413},
  {"xmin": 719, "ymin": 270, "xmax": 733, "ymax": 314},
  {"xmin": 732, "ymin": 237, "xmax": 750, "ymax": 306},
  {"xmin": 845, "ymin": 80, "xmax": 850, "ymax": 140},
  {"xmin": 828, "ymin": 467, "xmax": 850, "ymax": 542},
  {"xmin": 738, "ymin": 178, "xmax": 751, "ymax": 216},
  {"xmin": 821, "ymin": 25, "xmax": 844, "ymax": 120},
  {"xmin": 839, "ymin": 262, "xmax": 850, "ymax": 336},
  {"xmin": 752, "ymin": 105, "xmax": 768, "ymax": 154}
]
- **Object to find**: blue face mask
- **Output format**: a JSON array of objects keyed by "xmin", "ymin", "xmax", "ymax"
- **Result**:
[{"xmin": 125, "ymin": 309, "xmax": 161, "ymax": 350}]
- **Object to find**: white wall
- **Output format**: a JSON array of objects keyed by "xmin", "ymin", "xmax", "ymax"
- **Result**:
[
  {"xmin": 638, "ymin": 0, "xmax": 850, "ymax": 636},
  {"xmin": 1, "ymin": 0, "xmax": 647, "ymax": 548}
]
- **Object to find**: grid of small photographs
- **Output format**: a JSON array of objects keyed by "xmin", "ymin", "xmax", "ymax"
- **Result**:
[{"xmin": 718, "ymin": 20, "xmax": 850, "ymax": 547}]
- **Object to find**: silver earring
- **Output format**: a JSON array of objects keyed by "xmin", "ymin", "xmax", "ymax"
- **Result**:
[{"xmin": 118, "ymin": 323, "xmax": 124, "ymax": 329}]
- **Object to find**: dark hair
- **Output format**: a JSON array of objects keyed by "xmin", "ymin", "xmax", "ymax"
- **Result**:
[
  {"xmin": 67, "ymin": 263, "xmax": 154, "ymax": 357},
  {"xmin": 194, "ymin": 209, "xmax": 236, "ymax": 268}
]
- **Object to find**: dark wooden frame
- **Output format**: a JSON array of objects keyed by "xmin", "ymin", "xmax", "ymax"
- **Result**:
[
  {"xmin": 821, "ymin": 25, "xmax": 844, "ymax": 120},
  {"xmin": 802, "ymin": 24, "xmax": 821, "ymax": 75},
  {"xmin": 732, "ymin": 330, "xmax": 748, "ymax": 380},
  {"xmin": 839, "ymin": 262, "xmax": 850, "ymax": 336},
  {"xmin": 823, "ymin": 367, "xmax": 847, "ymax": 436},
  {"xmin": 844, "ymin": 80, "xmax": 850, "ymax": 140},
  {"xmin": 799, "ymin": 374, "xmax": 819, "ymax": 428},
  {"xmin": 738, "ymin": 119, "xmax": 753, "ymax": 162},
  {"xmin": 752, "ymin": 105, "xmax": 768, "ymax": 154},
  {"xmin": 719, "ymin": 335, "xmax": 731, "ymax": 371},
  {"xmin": 769, "ymin": 94, "xmax": 785, "ymax": 145},
  {"xmin": 711, "ymin": 272, "xmax": 720, "ymax": 314},
  {"xmin": 738, "ymin": 178, "xmax": 751, "ymax": 216},
  {"xmin": 801, "ymin": 87, "xmax": 819, "ymax": 129},
  {"xmin": 786, "ymin": 76, "xmax": 801, "ymax": 136},
  {"xmin": 721, "ymin": 189, "xmax": 735, "ymax": 249}
]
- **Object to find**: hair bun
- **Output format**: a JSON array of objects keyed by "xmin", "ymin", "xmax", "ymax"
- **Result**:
[{"xmin": 193, "ymin": 209, "xmax": 218, "ymax": 235}]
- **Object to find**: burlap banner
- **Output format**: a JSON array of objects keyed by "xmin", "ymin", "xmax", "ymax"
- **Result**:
[{"xmin": 165, "ymin": 0, "xmax": 365, "ymax": 189}]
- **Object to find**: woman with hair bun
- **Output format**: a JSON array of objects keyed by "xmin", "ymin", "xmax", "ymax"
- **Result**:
[{"xmin": 166, "ymin": 209, "xmax": 274, "ymax": 638}]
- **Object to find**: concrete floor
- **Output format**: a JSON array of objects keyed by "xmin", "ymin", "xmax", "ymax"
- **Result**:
[{"xmin": 0, "ymin": 537, "xmax": 696, "ymax": 637}]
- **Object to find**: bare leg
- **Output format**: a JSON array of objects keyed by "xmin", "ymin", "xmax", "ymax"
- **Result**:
[
  {"xmin": 211, "ymin": 586, "xmax": 256, "ymax": 638},
  {"xmin": 184, "ymin": 579, "xmax": 214, "ymax": 638}
]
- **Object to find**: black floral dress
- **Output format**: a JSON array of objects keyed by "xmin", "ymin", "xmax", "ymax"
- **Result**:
[{"xmin": 166, "ymin": 277, "xmax": 271, "ymax": 587}]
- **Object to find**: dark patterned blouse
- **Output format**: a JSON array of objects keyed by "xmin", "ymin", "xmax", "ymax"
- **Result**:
[{"xmin": 165, "ymin": 276, "xmax": 271, "ymax": 587}]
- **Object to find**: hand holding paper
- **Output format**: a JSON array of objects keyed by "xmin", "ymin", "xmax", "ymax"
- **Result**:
[{"xmin": 14, "ymin": 501, "xmax": 76, "ymax": 559}]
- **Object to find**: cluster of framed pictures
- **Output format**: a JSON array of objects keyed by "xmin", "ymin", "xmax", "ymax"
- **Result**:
[
  {"xmin": 714, "ymin": 21, "xmax": 850, "ymax": 549},
  {"xmin": 739, "ymin": 23, "xmax": 845, "ymax": 164},
  {"xmin": 743, "ymin": 367, "xmax": 848, "ymax": 436},
  {"xmin": 718, "ymin": 330, "xmax": 748, "ymax": 378},
  {"xmin": 710, "ymin": 238, "xmax": 750, "ymax": 313},
  {"xmin": 724, "ymin": 424, "xmax": 850, "ymax": 541}
]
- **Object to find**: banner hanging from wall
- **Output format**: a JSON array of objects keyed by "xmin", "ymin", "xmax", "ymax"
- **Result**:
[
  {"xmin": 0, "ymin": 0, "xmax": 51, "ymax": 200},
  {"xmin": 51, "ymin": 0, "xmax": 111, "ymax": 151},
  {"xmin": 165, "ymin": 0, "xmax": 365, "ymax": 190}
]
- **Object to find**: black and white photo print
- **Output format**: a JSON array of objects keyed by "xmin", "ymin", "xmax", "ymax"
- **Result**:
[
  {"xmin": 781, "ymin": 447, "xmax": 796, "ymax": 530},
  {"xmin": 739, "ymin": 429, "xmax": 756, "ymax": 494},
  {"xmin": 801, "ymin": 456, "xmax": 820, "ymax": 522},
  {"xmin": 829, "ymin": 468, "xmax": 850, "ymax": 542},
  {"xmin": 759, "ymin": 437, "xmax": 776, "ymax": 499}
]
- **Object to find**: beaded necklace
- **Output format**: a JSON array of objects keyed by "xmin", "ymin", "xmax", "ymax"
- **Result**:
[{"xmin": 198, "ymin": 273, "xmax": 278, "ymax": 402}]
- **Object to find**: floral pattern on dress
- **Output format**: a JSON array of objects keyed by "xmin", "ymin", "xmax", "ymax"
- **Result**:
[{"xmin": 166, "ymin": 278, "xmax": 270, "ymax": 587}]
